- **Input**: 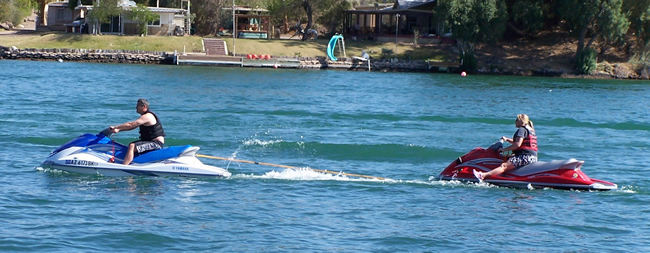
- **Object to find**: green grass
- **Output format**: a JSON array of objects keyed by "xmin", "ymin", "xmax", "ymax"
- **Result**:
[
  {"xmin": 222, "ymin": 37, "xmax": 457, "ymax": 61},
  {"xmin": 0, "ymin": 32, "xmax": 204, "ymax": 52},
  {"xmin": 0, "ymin": 32, "xmax": 458, "ymax": 61}
]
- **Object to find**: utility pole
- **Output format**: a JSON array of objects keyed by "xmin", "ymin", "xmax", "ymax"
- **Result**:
[
  {"xmin": 187, "ymin": 0, "xmax": 190, "ymax": 35},
  {"xmin": 232, "ymin": 0, "xmax": 236, "ymax": 56},
  {"xmin": 181, "ymin": 0, "xmax": 191, "ymax": 35},
  {"xmin": 395, "ymin": 13, "xmax": 400, "ymax": 53}
]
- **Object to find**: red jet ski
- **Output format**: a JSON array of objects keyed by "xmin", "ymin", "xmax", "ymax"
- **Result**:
[{"xmin": 438, "ymin": 140, "xmax": 617, "ymax": 191}]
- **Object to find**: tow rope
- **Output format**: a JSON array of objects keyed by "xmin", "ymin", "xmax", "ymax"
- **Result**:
[{"xmin": 196, "ymin": 154, "xmax": 385, "ymax": 180}]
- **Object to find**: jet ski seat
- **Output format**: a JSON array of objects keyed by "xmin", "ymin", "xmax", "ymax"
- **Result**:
[
  {"xmin": 132, "ymin": 145, "xmax": 193, "ymax": 164},
  {"xmin": 509, "ymin": 158, "xmax": 582, "ymax": 177}
]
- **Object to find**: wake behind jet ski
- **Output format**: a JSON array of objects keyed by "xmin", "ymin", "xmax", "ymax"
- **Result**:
[
  {"xmin": 41, "ymin": 129, "xmax": 231, "ymax": 178},
  {"xmin": 438, "ymin": 140, "xmax": 617, "ymax": 191}
]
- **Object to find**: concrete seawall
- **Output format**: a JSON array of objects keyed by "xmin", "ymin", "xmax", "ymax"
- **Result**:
[
  {"xmin": 0, "ymin": 46, "xmax": 171, "ymax": 64},
  {"xmin": 0, "ymin": 46, "xmax": 458, "ymax": 73},
  {"xmin": 3, "ymin": 46, "xmax": 648, "ymax": 78}
]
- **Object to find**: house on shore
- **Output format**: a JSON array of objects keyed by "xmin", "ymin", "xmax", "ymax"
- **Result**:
[
  {"xmin": 42, "ymin": 0, "xmax": 189, "ymax": 36},
  {"xmin": 222, "ymin": 6, "xmax": 272, "ymax": 39},
  {"xmin": 343, "ymin": 0, "xmax": 451, "ymax": 44},
  {"xmin": 41, "ymin": 1, "xmax": 75, "ymax": 32}
]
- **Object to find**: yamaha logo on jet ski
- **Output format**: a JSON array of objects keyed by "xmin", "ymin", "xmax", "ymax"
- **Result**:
[{"xmin": 65, "ymin": 160, "xmax": 98, "ymax": 166}]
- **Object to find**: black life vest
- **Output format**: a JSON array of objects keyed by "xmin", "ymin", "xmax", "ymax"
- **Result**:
[
  {"xmin": 138, "ymin": 111, "xmax": 165, "ymax": 141},
  {"xmin": 517, "ymin": 126, "xmax": 537, "ymax": 152}
]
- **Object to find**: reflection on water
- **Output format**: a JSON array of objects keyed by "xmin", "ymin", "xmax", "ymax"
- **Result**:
[{"xmin": 43, "ymin": 171, "xmax": 166, "ymax": 197}]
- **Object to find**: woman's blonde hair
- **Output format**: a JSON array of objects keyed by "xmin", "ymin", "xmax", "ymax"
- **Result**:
[{"xmin": 517, "ymin": 114, "xmax": 534, "ymax": 130}]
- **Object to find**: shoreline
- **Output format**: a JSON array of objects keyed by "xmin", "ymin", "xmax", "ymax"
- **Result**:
[{"xmin": 2, "ymin": 45, "xmax": 648, "ymax": 80}]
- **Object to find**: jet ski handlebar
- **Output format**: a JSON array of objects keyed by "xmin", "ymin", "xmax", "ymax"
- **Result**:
[
  {"xmin": 487, "ymin": 139, "xmax": 505, "ymax": 152},
  {"xmin": 99, "ymin": 128, "xmax": 114, "ymax": 138}
]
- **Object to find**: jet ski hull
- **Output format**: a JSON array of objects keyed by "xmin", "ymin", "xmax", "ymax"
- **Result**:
[
  {"xmin": 438, "ymin": 142, "xmax": 617, "ymax": 191},
  {"xmin": 41, "ymin": 133, "xmax": 231, "ymax": 178}
]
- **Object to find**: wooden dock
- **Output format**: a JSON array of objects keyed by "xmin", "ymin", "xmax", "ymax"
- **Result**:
[
  {"xmin": 175, "ymin": 53, "xmax": 301, "ymax": 68},
  {"xmin": 176, "ymin": 54, "xmax": 242, "ymax": 67},
  {"xmin": 242, "ymin": 58, "xmax": 301, "ymax": 68}
]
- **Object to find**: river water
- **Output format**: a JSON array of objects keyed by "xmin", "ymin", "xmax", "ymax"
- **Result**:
[{"xmin": 1, "ymin": 60, "xmax": 649, "ymax": 251}]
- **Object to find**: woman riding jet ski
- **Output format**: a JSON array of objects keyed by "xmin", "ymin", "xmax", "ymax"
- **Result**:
[
  {"xmin": 40, "ymin": 128, "xmax": 231, "ymax": 178},
  {"xmin": 439, "ymin": 114, "xmax": 616, "ymax": 191},
  {"xmin": 438, "ymin": 139, "xmax": 616, "ymax": 190},
  {"xmin": 474, "ymin": 114, "xmax": 539, "ymax": 181}
]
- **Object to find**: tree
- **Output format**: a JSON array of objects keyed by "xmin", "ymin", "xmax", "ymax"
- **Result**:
[
  {"xmin": 315, "ymin": 0, "xmax": 350, "ymax": 37},
  {"xmin": 192, "ymin": 0, "xmax": 224, "ymax": 35},
  {"xmin": 267, "ymin": 0, "xmax": 348, "ymax": 39},
  {"xmin": 300, "ymin": 0, "xmax": 312, "ymax": 40},
  {"xmin": 267, "ymin": 0, "xmax": 302, "ymax": 33},
  {"xmin": 505, "ymin": 0, "xmax": 545, "ymax": 38},
  {"xmin": 87, "ymin": 0, "xmax": 122, "ymax": 35},
  {"xmin": 436, "ymin": 0, "xmax": 508, "ymax": 71},
  {"xmin": 0, "ymin": 0, "xmax": 33, "ymax": 26},
  {"xmin": 623, "ymin": 0, "xmax": 650, "ymax": 63},
  {"xmin": 239, "ymin": 0, "xmax": 266, "ymax": 9},
  {"xmin": 437, "ymin": 0, "xmax": 508, "ymax": 43},
  {"xmin": 297, "ymin": 0, "xmax": 350, "ymax": 40},
  {"xmin": 557, "ymin": 0, "xmax": 629, "ymax": 62},
  {"xmin": 129, "ymin": 4, "xmax": 157, "ymax": 36},
  {"xmin": 0, "ymin": 1, "xmax": 8, "ymax": 24}
]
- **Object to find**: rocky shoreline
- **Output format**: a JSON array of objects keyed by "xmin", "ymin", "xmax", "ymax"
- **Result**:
[
  {"xmin": 0, "ymin": 46, "xmax": 171, "ymax": 64},
  {"xmin": 295, "ymin": 56, "xmax": 434, "ymax": 72},
  {"xmin": 2, "ymin": 46, "xmax": 648, "ymax": 79}
]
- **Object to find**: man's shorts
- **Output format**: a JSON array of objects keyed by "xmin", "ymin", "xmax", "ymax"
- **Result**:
[{"xmin": 132, "ymin": 140, "xmax": 163, "ymax": 156}]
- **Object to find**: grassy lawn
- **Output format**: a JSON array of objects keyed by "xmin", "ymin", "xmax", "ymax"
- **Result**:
[
  {"xmin": 0, "ymin": 32, "xmax": 205, "ymax": 52},
  {"xmin": 222, "ymin": 37, "xmax": 457, "ymax": 61},
  {"xmin": 0, "ymin": 32, "xmax": 458, "ymax": 61}
]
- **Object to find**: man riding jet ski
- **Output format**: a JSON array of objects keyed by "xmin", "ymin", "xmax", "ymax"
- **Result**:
[
  {"xmin": 109, "ymin": 98, "xmax": 167, "ymax": 165},
  {"xmin": 40, "ymin": 128, "xmax": 231, "ymax": 178},
  {"xmin": 42, "ymin": 98, "xmax": 230, "ymax": 177}
]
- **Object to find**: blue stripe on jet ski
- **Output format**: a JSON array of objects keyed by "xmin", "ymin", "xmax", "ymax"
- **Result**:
[{"xmin": 120, "ymin": 170, "xmax": 159, "ymax": 177}]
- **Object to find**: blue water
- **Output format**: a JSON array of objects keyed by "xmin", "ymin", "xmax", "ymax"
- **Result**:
[{"xmin": 1, "ymin": 60, "xmax": 650, "ymax": 251}]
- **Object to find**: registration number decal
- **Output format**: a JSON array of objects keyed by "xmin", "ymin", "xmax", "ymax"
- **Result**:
[{"xmin": 65, "ymin": 160, "xmax": 98, "ymax": 166}]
